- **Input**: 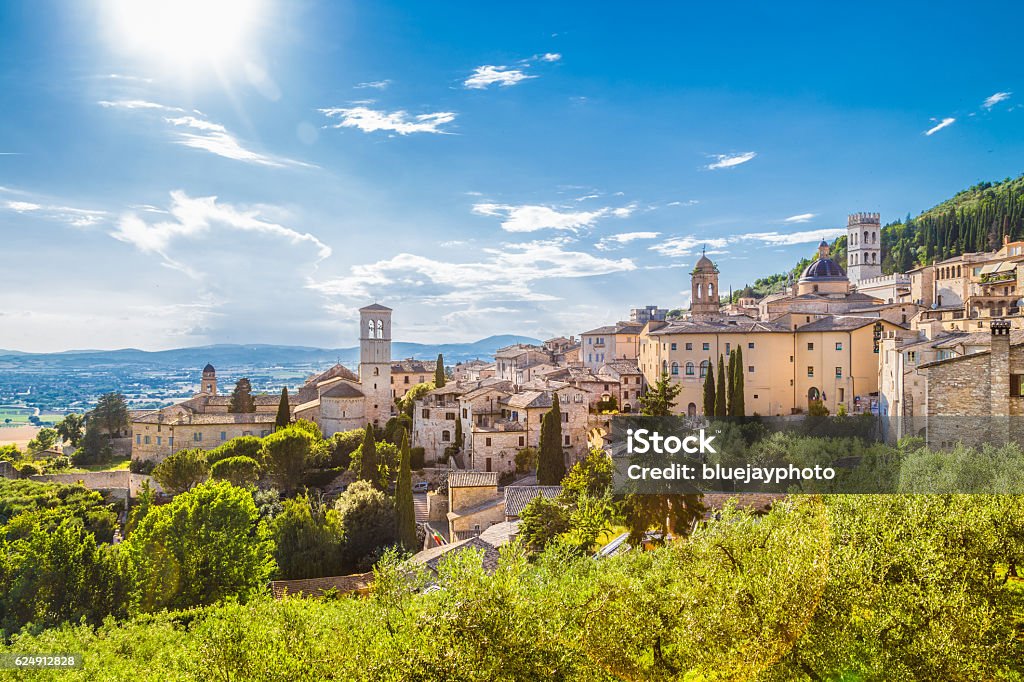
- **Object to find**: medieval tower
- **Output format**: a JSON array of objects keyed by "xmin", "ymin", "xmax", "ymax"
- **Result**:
[
  {"xmin": 847, "ymin": 212, "xmax": 882, "ymax": 284},
  {"xmin": 358, "ymin": 303, "xmax": 393, "ymax": 425},
  {"xmin": 201, "ymin": 363, "xmax": 217, "ymax": 395},
  {"xmin": 690, "ymin": 249, "xmax": 721, "ymax": 319}
]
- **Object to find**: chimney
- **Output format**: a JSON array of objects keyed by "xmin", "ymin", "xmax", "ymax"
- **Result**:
[{"xmin": 990, "ymin": 319, "xmax": 1011, "ymax": 417}]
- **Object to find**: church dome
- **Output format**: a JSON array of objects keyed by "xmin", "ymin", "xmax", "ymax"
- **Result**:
[
  {"xmin": 693, "ymin": 253, "xmax": 717, "ymax": 273},
  {"xmin": 202, "ymin": 363, "xmax": 216, "ymax": 375},
  {"xmin": 799, "ymin": 257, "xmax": 847, "ymax": 282}
]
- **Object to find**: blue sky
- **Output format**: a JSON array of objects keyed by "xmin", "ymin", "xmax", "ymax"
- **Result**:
[{"xmin": 1, "ymin": 0, "xmax": 1022, "ymax": 352}]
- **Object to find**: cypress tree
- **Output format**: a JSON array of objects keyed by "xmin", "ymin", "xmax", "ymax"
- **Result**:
[
  {"xmin": 395, "ymin": 429, "xmax": 418, "ymax": 551},
  {"xmin": 731, "ymin": 347, "xmax": 746, "ymax": 417},
  {"xmin": 715, "ymin": 355, "xmax": 727, "ymax": 417},
  {"xmin": 726, "ymin": 350, "xmax": 736, "ymax": 415},
  {"xmin": 537, "ymin": 393, "xmax": 565, "ymax": 485},
  {"xmin": 274, "ymin": 387, "xmax": 290, "ymax": 430},
  {"xmin": 434, "ymin": 354, "xmax": 446, "ymax": 388},
  {"xmin": 454, "ymin": 416, "xmax": 463, "ymax": 452},
  {"xmin": 702, "ymin": 360, "xmax": 716, "ymax": 416},
  {"xmin": 228, "ymin": 378, "xmax": 256, "ymax": 413},
  {"xmin": 359, "ymin": 423, "xmax": 379, "ymax": 488}
]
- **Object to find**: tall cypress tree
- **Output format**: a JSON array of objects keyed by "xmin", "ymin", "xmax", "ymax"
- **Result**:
[
  {"xmin": 702, "ymin": 360, "xmax": 716, "ymax": 416},
  {"xmin": 537, "ymin": 393, "xmax": 565, "ymax": 485},
  {"xmin": 731, "ymin": 347, "xmax": 745, "ymax": 417},
  {"xmin": 715, "ymin": 355, "xmax": 727, "ymax": 417},
  {"xmin": 359, "ymin": 423, "xmax": 379, "ymax": 488},
  {"xmin": 395, "ymin": 429, "xmax": 418, "ymax": 551},
  {"xmin": 434, "ymin": 354, "xmax": 446, "ymax": 388},
  {"xmin": 228, "ymin": 378, "xmax": 256, "ymax": 413},
  {"xmin": 726, "ymin": 350, "xmax": 736, "ymax": 415},
  {"xmin": 454, "ymin": 416, "xmax": 463, "ymax": 452},
  {"xmin": 274, "ymin": 387, "xmax": 290, "ymax": 430}
]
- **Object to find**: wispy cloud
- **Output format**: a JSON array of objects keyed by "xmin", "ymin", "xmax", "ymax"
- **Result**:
[
  {"xmin": 924, "ymin": 117, "xmax": 955, "ymax": 136},
  {"xmin": 100, "ymin": 101, "xmax": 312, "ymax": 167},
  {"xmin": 784, "ymin": 213, "xmax": 816, "ymax": 223},
  {"xmin": 309, "ymin": 239, "xmax": 635, "ymax": 307},
  {"xmin": 472, "ymin": 202, "xmax": 631, "ymax": 233},
  {"xmin": 649, "ymin": 236, "xmax": 732, "ymax": 258},
  {"xmin": 982, "ymin": 92, "xmax": 1012, "ymax": 109},
  {"xmin": 706, "ymin": 151, "xmax": 757, "ymax": 170},
  {"xmin": 355, "ymin": 80, "xmax": 391, "ymax": 90},
  {"xmin": 464, "ymin": 65, "xmax": 534, "ymax": 89},
  {"xmin": 319, "ymin": 106, "xmax": 456, "ymax": 135},
  {"xmin": 738, "ymin": 228, "xmax": 845, "ymax": 246},
  {"xmin": 539, "ymin": 53, "xmax": 561, "ymax": 62},
  {"xmin": 596, "ymin": 231, "xmax": 661, "ymax": 250},
  {"xmin": 0, "ymin": 188, "xmax": 107, "ymax": 227},
  {"xmin": 112, "ymin": 191, "xmax": 331, "ymax": 276}
]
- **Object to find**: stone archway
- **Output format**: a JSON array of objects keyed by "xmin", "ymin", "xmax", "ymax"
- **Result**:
[{"xmin": 687, "ymin": 402, "xmax": 697, "ymax": 417}]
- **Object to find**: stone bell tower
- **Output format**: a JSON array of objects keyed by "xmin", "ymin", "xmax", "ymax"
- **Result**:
[
  {"xmin": 201, "ymin": 363, "xmax": 217, "ymax": 395},
  {"xmin": 690, "ymin": 248, "xmax": 721, "ymax": 319},
  {"xmin": 359, "ymin": 303, "xmax": 393, "ymax": 425},
  {"xmin": 847, "ymin": 212, "xmax": 882, "ymax": 284}
]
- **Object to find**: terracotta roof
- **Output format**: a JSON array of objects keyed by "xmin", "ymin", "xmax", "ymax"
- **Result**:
[
  {"xmin": 270, "ymin": 572, "xmax": 373, "ymax": 599},
  {"xmin": 796, "ymin": 315, "xmax": 890, "ymax": 332},
  {"xmin": 392, "ymin": 359, "xmax": 437, "ymax": 373},
  {"xmin": 411, "ymin": 536, "xmax": 501, "ymax": 573},
  {"xmin": 648, "ymin": 319, "xmax": 790, "ymax": 335},
  {"xmin": 320, "ymin": 382, "xmax": 365, "ymax": 399},
  {"xmin": 494, "ymin": 344, "xmax": 545, "ymax": 358},
  {"xmin": 581, "ymin": 321, "xmax": 644, "ymax": 336},
  {"xmin": 448, "ymin": 471, "xmax": 499, "ymax": 488},
  {"xmin": 304, "ymin": 363, "xmax": 359, "ymax": 387},
  {"xmin": 504, "ymin": 485, "xmax": 563, "ymax": 517}
]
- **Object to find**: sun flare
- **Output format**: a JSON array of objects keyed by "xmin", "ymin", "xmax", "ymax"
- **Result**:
[{"xmin": 104, "ymin": 0, "xmax": 264, "ymax": 68}]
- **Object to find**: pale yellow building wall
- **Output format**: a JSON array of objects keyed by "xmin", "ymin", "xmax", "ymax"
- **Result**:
[{"xmin": 131, "ymin": 420, "xmax": 274, "ymax": 463}]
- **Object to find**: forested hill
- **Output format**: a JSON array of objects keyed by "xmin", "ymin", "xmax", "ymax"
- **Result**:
[{"xmin": 732, "ymin": 174, "xmax": 1024, "ymax": 302}]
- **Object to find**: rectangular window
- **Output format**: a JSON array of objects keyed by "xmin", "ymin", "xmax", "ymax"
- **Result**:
[
  {"xmin": 725, "ymin": 343, "xmax": 731, "ymax": 355},
  {"xmin": 835, "ymin": 342, "xmax": 843, "ymax": 351},
  {"xmin": 1012, "ymin": 375, "xmax": 1024, "ymax": 396},
  {"xmin": 838, "ymin": 388, "xmax": 845, "ymax": 402},
  {"xmin": 485, "ymin": 437, "xmax": 492, "ymax": 447},
  {"xmin": 564, "ymin": 435, "xmax": 570, "ymax": 446},
  {"xmin": 446, "ymin": 412, "xmax": 456, "ymax": 420},
  {"xmin": 422, "ymin": 409, "xmax": 430, "ymax": 418},
  {"xmin": 136, "ymin": 434, "xmax": 141, "ymax": 445},
  {"xmin": 748, "ymin": 365, "xmax": 754, "ymax": 373},
  {"xmin": 194, "ymin": 432, "xmax": 202, "ymax": 442},
  {"xmin": 671, "ymin": 342, "xmax": 677, "ymax": 350},
  {"xmin": 220, "ymin": 431, "xmax": 227, "ymax": 441},
  {"xmin": 685, "ymin": 342, "xmax": 693, "ymax": 350},
  {"xmin": 462, "ymin": 408, "xmax": 468, "ymax": 418},
  {"xmin": 519, "ymin": 436, "xmax": 525, "ymax": 447},
  {"xmin": 144, "ymin": 435, "xmax": 150, "ymax": 445},
  {"xmin": 156, "ymin": 436, "xmax": 162, "ymax": 445},
  {"xmin": 702, "ymin": 342, "xmax": 710, "ymax": 351},
  {"xmin": 748, "ymin": 342, "xmax": 754, "ymax": 349},
  {"xmin": 835, "ymin": 367, "xmax": 843, "ymax": 378},
  {"xmin": 404, "ymin": 376, "xmax": 410, "ymax": 384},
  {"xmin": 418, "ymin": 377, "xmax": 425, "ymax": 383},
  {"xmin": 807, "ymin": 342, "xmax": 814, "ymax": 351},
  {"xmin": 807, "ymin": 366, "xmax": 814, "ymax": 377}
]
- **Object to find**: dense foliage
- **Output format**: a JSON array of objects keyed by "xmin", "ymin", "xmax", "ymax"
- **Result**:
[{"xmin": 4, "ymin": 494, "xmax": 1022, "ymax": 680}]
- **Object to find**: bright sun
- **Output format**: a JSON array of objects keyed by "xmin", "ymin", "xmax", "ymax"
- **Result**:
[{"xmin": 104, "ymin": 0, "xmax": 264, "ymax": 68}]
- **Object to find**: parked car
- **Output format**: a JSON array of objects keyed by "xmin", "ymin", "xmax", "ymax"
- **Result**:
[{"xmin": 413, "ymin": 481, "xmax": 429, "ymax": 493}]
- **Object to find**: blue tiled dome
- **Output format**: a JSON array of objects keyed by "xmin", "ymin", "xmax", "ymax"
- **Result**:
[{"xmin": 799, "ymin": 257, "xmax": 847, "ymax": 282}]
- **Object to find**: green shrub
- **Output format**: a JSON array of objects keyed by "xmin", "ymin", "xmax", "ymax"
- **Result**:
[{"xmin": 210, "ymin": 456, "xmax": 260, "ymax": 488}]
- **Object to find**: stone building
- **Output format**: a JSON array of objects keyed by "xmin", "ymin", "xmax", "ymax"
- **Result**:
[
  {"xmin": 846, "ymin": 212, "xmax": 883, "ymax": 284},
  {"xmin": 579, "ymin": 321, "xmax": 644, "ymax": 371},
  {"xmin": 690, "ymin": 250, "xmax": 721, "ymax": 319},
  {"xmin": 446, "ymin": 471, "xmax": 504, "ymax": 541},
  {"xmin": 391, "ymin": 358, "xmax": 437, "ymax": 400}
]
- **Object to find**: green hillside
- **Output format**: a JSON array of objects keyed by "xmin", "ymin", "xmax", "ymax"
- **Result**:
[{"xmin": 733, "ymin": 174, "xmax": 1024, "ymax": 302}]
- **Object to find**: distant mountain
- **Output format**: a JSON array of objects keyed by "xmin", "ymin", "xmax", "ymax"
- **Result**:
[{"xmin": 0, "ymin": 335, "xmax": 541, "ymax": 369}]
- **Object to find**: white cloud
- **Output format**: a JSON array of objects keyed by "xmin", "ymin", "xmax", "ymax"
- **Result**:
[
  {"xmin": 354, "ymin": 80, "xmax": 391, "ymax": 90},
  {"xmin": 983, "ymin": 92, "xmax": 1012, "ymax": 109},
  {"xmin": 540, "ymin": 53, "xmax": 561, "ymax": 62},
  {"xmin": 319, "ymin": 106, "xmax": 456, "ymax": 135},
  {"xmin": 784, "ymin": 213, "xmax": 816, "ymax": 223},
  {"xmin": 5, "ymin": 200, "xmax": 41, "ymax": 212},
  {"xmin": 165, "ymin": 115, "xmax": 312, "ymax": 167},
  {"xmin": 706, "ymin": 152, "xmax": 757, "ymax": 170},
  {"xmin": 924, "ymin": 118, "xmax": 955, "ymax": 136},
  {"xmin": 596, "ymin": 231, "xmax": 661, "ymax": 250},
  {"xmin": 0, "ymin": 192, "xmax": 106, "ymax": 227},
  {"xmin": 738, "ymin": 228, "xmax": 845, "ymax": 246},
  {"xmin": 98, "ymin": 99, "xmax": 182, "ymax": 112},
  {"xmin": 309, "ymin": 239, "xmax": 635, "ymax": 307},
  {"xmin": 112, "ymin": 191, "xmax": 331, "ymax": 275},
  {"xmin": 650, "ymin": 236, "xmax": 732, "ymax": 258},
  {"xmin": 472, "ymin": 203, "xmax": 630, "ymax": 233},
  {"xmin": 464, "ymin": 65, "xmax": 534, "ymax": 89}
]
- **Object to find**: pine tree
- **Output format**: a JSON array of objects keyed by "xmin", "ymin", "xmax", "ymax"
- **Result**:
[
  {"xmin": 359, "ymin": 423, "xmax": 379, "ymax": 488},
  {"xmin": 641, "ymin": 372, "xmax": 682, "ymax": 417},
  {"xmin": 537, "ymin": 393, "xmax": 565, "ymax": 485},
  {"xmin": 434, "ymin": 354, "xmax": 446, "ymax": 388},
  {"xmin": 702, "ymin": 360, "xmax": 716, "ymax": 416},
  {"xmin": 731, "ymin": 346, "xmax": 745, "ymax": 417},
  {"xmin": 715, "ymin": 355, "xmax": 727, "ymax": 417},
  {"xmin": 275, "ymin": 387, "xmax": 290, "ymax": 430},
  {"xmin": 228, "ymin": 378, "xmax": 256, "ymax": 413},
  {"xmin": 394, "ymin": 429, "xmax": 418, "ymax": 551}
]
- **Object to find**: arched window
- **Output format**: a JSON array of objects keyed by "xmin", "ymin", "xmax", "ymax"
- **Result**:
[
  {"xmin": 373, "ymin": 367, "xmax": 379, "ymax": 376},
  {"xmin": 367, "ymin": 320, "xmax": 374, "ymax": 337},
  {"xmin": 662, "ymin": 360, "xmax": 668, "ymax": 374},
  {"xmin": 376, "ymin": 319, "xmax": 384, "ymax": 339},
  {"xmin": 695, "ymin": 283, "xmax": 702, "ymax": 300},
  {"xmin": 863, "ymin": 230, "xmax": 868, "ymax": 243},
  {"xmin": 671, "ymin": 362, "xmax": 679, "ymax": 375},
  {"xmin": 442, "ymin": 430, "xmax": 451, "ymax": 442},
  {"xmin": 699, "ymin": 360, "xmax": 710, "ymax": 378},
  {"xmin": 708, "ymin": 283, "xmax": 715, "ymax": 298},
  {"xmin": 872, "ymin": 231, "xmax": 877, "ymax": 244},
  {"xmin": 685, "ymin": 361, "xmax": 694, "ymax": 376},
  {"xmin": 871, "ymin": 252, "xmax": 876, "ymax": 263},
  {"xmin": 687, "ymin": 402, "xmax": 697, "ymax": 417}
]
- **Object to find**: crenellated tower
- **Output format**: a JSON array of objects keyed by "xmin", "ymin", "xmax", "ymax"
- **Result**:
[{"xmin": 847, "ymin": 212, "xmax": 882, "ymax": 284}]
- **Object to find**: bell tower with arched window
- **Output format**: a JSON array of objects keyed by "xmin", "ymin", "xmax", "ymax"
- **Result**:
[
  {"xmin": 847, "ymin": 212, "xmax": 882, "ymax": 285},
  {"xmin": 359, "ymin": 303, "xmax": 393, "ymax": 425},
  {"xmin": 690, "ymin": 248, "xmax": 721, "ymax": 319}
]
